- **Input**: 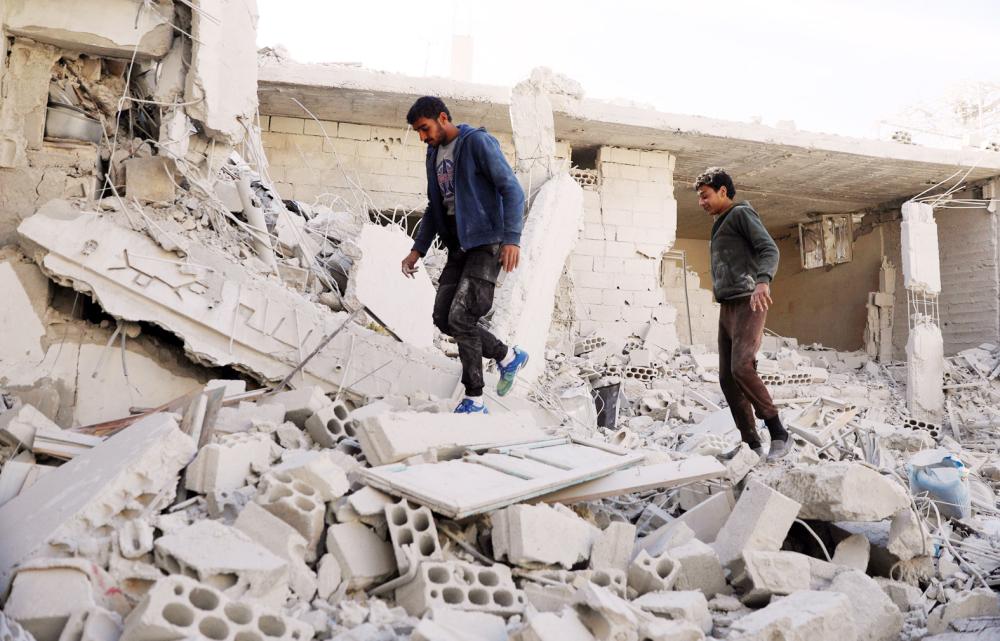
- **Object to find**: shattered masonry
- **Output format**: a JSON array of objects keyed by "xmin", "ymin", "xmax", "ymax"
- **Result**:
[{"xmin": 1, "ymin": 2, "xmax": 1000, "ymax": 641}]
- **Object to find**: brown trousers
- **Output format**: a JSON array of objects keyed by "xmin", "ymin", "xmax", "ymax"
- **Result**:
[{"xmin": 718, "ymin": 297, "xmax": 779, "ymax": 448}]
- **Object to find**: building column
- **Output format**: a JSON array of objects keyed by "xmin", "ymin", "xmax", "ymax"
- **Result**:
[{"xmin": 901, "ymin": 201, "xmax": 945, "ymax": 422}]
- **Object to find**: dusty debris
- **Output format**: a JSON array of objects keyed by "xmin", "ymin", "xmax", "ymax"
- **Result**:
[{"xmin": 0, "ymin": 3, "xmax": 999, "ymax": 641}]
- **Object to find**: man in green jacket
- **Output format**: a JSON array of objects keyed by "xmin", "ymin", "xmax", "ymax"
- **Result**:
[{"xmin": 696, "ymin": 167, "xmax": 791, "ymax": 462}]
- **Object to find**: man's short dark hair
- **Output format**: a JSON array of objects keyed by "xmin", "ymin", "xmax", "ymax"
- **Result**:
[
  {"xmin": 406, "ymin": 96, "xmax": 451, "ymax": 125},
  {"xmin": 694, "ymin": 167, "xmax": 736, "ymax": 198}
]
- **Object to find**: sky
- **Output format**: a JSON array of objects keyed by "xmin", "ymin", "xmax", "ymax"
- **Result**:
[{"xmin": 256, "ymin": 0, "xmax": 999, "ymax": 141}]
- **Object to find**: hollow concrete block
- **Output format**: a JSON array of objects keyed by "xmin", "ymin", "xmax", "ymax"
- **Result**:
[
  {"xmin": 325, "ymin": 522, "xmax": 395, "ymax": 591},
  {"xmin": 395, "ymin": 560, "xmax": 526, "ymax": 617},
  {"xmin": 711, "ymin": 480, "xmax": 801, "ymax": 566}
]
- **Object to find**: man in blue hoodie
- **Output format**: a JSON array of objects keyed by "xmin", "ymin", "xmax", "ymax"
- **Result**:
[{"xmin": 400, "ymin": 96, "xmax": 530, "ymax": 414}]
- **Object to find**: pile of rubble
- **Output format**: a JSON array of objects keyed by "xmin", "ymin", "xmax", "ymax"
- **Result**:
[{"xmin": 1, "ymin": 3, "xmax": 1000, "ymax": 641}]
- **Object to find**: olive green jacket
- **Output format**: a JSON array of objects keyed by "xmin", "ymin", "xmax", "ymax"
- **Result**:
[{"xmin": 709, "ymin": 201, "xmax": 779, "ymax": 301}]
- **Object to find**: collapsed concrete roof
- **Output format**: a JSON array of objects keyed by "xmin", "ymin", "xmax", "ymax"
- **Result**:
[{"xmin": 258, "ymin": 59, "xmax": 1000, "ymax": 238}]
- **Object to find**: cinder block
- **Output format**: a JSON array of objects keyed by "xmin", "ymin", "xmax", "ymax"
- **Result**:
[
  {"xmin": 260, "ymin": 387, "xmax": 329, "ymax": 427},
  {"xmin": 325, "ymin": 522, "xmax": 395, "ymax": 591},
  {"xmin": 215, "ymin": 401, "xmax": 285, "ymax": 434},
  {"xmin": 712, "ymin": 480, "xmax": 801, "ymax": 565},
  {"xmin": 731, "ymin": 550, "xmax": 811, "ymax": 606},
  {"xmin": 185, "ymin": 432, "xmax": 273, "ymax": 494},
  {"xmin": 269, "ymin": 116, "xmax": 305, "ymax": 134},
  {"xmin": 524, "ymin": 568, "xmax": 626, "ymax": 599},
  {"xmin": 256, "ymin": 470, "xmax": 326, "ymax": 561},
  {"xmin": 395, "ymin": 560, "xmax": 525, "ymax": 617},
  {"xmin": 234, "ymin": 502, "xmax": 316, "ymax": 600},
  {"xmin": 670, "ymin": 538, "xmax": 726, "ymax": 597},
  {"xmin": 385, "ymin": 498, "xmax": 443, "ymax": 572},
  {"xmin": 120, "ymin": 575, "xmax": 312, "ymax": 641},
  {"xmin": 5, "ymin": 566, "xmax": 97, "ymax": 641},
  {"xmin": 304, "ymin": 401, "xmax": 352, "ymax": 447},
  {"xmin": 338, "ymin": 122, "xmax": 372, "ymax": 141},
  {"xmin": 302, "ymin": 119, "xmax": 337, "ymax": 137},
  {"xmin": 628, "ymin": 549, "xmax": 679, "ymax": 596},
  {"xmin": 153, "ymin": 520, "xmax": 289, "ymax": 607},
  {"xmin": 288, "ymin": 135, "xmax": 323, "ymax": 153},
  {"xmin": 270, "ymin": 450, "xmax": 349, "ymax": 501},
  {"xmin": 491, "ymin": 504, "xmax": 600, "ymax": 569},
  {"xmin": 57, "ymin": 607, "xmax": 121, "ymax": 641},
  {"xmin": 589, "ymin": 521, "xmax": 636, "ymax": 573}
]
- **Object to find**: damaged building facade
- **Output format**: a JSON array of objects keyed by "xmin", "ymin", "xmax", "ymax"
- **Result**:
[{"xmin": 2, "ymin": 2, "xmax": 1000, "ymax": 641}]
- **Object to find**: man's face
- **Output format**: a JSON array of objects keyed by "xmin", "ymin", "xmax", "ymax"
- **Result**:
[
  {"xmin": 697, "ymin": 185, "xmax": 729, "ymax": 215},
  {"xmin": 411, "ymin": 114, "xmax": 449, "ymax": 147}
]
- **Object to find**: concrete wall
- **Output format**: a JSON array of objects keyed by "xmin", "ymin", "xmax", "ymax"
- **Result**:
[
  {"xmin": 936, "ymin": 193, "xmax": 1000, "ymax": 354},
  {"xmin": 664, "ymin": 237, "xmax": 718, "ymax": 347},
  {"xmin": 260, "ymin": 115, "xmax": 519, "ymax": 213},
  {"xmin": 571, "ymin": 146, "xmax": 678, "ymax": 348}
]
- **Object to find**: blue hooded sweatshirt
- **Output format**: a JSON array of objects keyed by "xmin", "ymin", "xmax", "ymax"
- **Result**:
[{"xmin": 411, "ymin": 124, "xmax": 525, "ymax": 255}]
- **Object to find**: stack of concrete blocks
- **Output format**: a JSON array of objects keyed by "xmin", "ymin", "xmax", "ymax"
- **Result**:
[
  {"xmin": 900, "ymin": 200, "xmax": 945, "ymax": 422},
  {"xmin": 864, "ymin": 258, "xmax": 896, "ymax": 363},
  {"xmin": 120, "ymin": 575, "xmax": 312, "ymax": 641},
  {"xmin": 661, "ymin": 256, "xmax": 720, "ymax": 346},
  {"xmin": 570, "ymin": 146, "xmax": 679, "ymax": 351},
  {"xmin": 395, "ymin": 560, "xmax": 526, "ymax": 617}
]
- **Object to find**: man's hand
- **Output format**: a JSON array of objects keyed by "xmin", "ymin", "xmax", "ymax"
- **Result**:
[
  {"xmin": 499, "ymin": 244, "xmax": 520, "ymax": 272},
  {"xmin": 750, "ymin": 282, "xmax": 773, "ymax": 312},
  {"xmin": 401, "ymin": 250, "xmax": 421, "ymax": 278}
]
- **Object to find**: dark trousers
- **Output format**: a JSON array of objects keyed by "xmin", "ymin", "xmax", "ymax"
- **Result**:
[
  {"xmin": 718, "ymin": 297, "xmax": 779, "ymax": 448},
  {"xmin": 433, "ymin": 243, "xmax": 507, "ymax": 397}
]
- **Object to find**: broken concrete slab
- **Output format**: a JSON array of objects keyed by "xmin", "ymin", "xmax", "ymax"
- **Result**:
[
  {"xmin": 492, "ymin": 503, "xmax": 599, "ymax": 569},
  {"xmin": 727, "ymin": 590, "xmax": 857, "ymax": 641},
  {"xmin": 234, "ymin": 502, "xmax": 316, "ymax": 600},
  {"xmin": 184, "ymin": 0, "xmax": 259, "ymax": 145},
  {"xmin": 732, "ymin": 551, "xmax": 812, "ymax": 606},
  {"xmin": 0, "ymin": 413, "xmax": 194, "ymax": 593},
  {"xmin": 489, "ymin": 173, "xmax": 584, "ymax": 385},
  {"xmin": 349, "ymin": 223, "xmax": 435, "ymax": 348},
  {"xmin": 828, "ymin": 570, "xmax": 903, "ymax": 641},
  {"xmin": 758, "ymin": 462, "xmax": 908, "ymax": 521},
  {"xmin": 632, "ymin": 590, "xmax": 712, "ymax": 634},
  {"xmin": 0, "ymin": 254, "xmax": 48, "ymax": 372},
  {"xmin": 711, "ymin": 480, "xmax": 801, "ymax": 566},
  {"xmin": 153, "ymin": 519, "xmax": 289, "ymax": 607},
  {"xmin": 4, "ymin": 0, "xmax": 174, "ymax": 59},
  {"xmin": 538, "ymin": 456, "xmax": 726, "ymax": 505},
  {"xmin": 412, "ymin": 608, "xmax": 509, "ymax": 641},
  {"xmin": 17, "ymin": 201, "xmax": 461, "ymax": 400},
  {"xmin": 356, "ymin": 410, "xmax": 546, "ymax": 467},
  {"xmin": 120, "ymin": 574, "xmax": 312, "ymax": 641},
  {"xmin": 325, "ymin": 522, "xmax": 395, "ymax": 591},
  {"xmin": 512, "ymin": 607, "xmax": 596, "ymax": 641},
  {"xmin": 886, "ymin": 508, "xmax": 931, "ymax": 561},
  {"xmin": 184, "ymin": 431, "xmax": 273, "ymax": 493},
  {"xmin": 363, "ymin": 437, "xmax": 643, "ymax": 519},
  {"xmin": 927, "ymin": 589, "xmax": 1000, "ymax": 635},
  {"xmin": 907, "ymin": 320, "xmax": 945, "ymax": 423}
]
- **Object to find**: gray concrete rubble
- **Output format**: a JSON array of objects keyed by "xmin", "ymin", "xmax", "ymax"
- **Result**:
[{"xmin": 1, "ymin": 4, "xmax": 1000, "ymax": 640}]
